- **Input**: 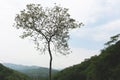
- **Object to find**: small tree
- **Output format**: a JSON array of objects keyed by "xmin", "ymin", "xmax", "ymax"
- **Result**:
[
  {"xmin": 14, "ymin": 4, "xmax": 82, "ymax": 80},
  {"xmin": 105, "ymin": 33, "xmax": 120, "ymax": 46}
]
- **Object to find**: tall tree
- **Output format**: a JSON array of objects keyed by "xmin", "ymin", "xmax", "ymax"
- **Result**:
[{"xmin": 14, "ymin": 4, "xmax": 82, "ymax": 80}]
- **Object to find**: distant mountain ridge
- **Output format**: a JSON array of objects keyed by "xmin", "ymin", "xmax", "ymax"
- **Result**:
[
  {"xmin": 3, "ymin": 63, "xmax": 47, "ymax": 71},
  {"xmin": 0, "ymin": 63, "xmax": 31, "ymax": 80},
  {"xmin": 3, "ymin": 63, "xmax": 58, "ymax": 80}
]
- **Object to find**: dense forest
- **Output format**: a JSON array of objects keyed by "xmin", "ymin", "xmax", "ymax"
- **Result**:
[
  {"xmin": 0, "ymin": 63, "xmax": 31, "ymax": 80},
  {"xmin": 53, "ymin": 40, "xmax": 120, "ymax": 80}
]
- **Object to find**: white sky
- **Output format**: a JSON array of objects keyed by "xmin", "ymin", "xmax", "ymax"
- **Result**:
[{"xmin": 0, "ymin": 0, "xmax": 120, "ymax": 69}]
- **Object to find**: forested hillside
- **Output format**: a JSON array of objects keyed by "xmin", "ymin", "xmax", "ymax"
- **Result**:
[
  {"xmin": 0, "ymin": 63, "xmax": 31, "ymax": 80},
  {"xmin": 53, "ymin": 40, "xmax": 120, "ymax": 80},
  {"xmin": 3, "ymin": 63, "xmax": 58, "ymax": 80}
]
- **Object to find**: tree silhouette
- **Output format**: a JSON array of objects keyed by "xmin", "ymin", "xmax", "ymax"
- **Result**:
[
  {"xmin": 105, "ymin": 33, "xmax": 120, "ymax": 46},
  {"xmin": 14, "ymin": 4, "xmax": 82, "ymax": 80}
]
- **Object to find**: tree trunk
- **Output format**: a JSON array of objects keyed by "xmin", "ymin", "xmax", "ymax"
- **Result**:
[{"xmin": 48, "ymin": 42, "xmax": 52, "ymax": 80}]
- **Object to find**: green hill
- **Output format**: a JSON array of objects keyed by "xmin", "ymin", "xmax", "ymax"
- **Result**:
[
  {"xmin": 53, "ymin": 40, "xmax": 120, "ymax": 80},
  {"xmin": 0, "ymin": 63, "xmax": 31, "ymax": 80},
  {"xmin": 3, "ymin": 63, "xmax": 58, "ymax": 80}
]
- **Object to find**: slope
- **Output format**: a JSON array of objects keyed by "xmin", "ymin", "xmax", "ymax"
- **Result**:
[
  {"xmin": 3, "ymin": 63, "xmax": 58, "ymax": 80},
  {"xmin": 53, "ymin": 40, "xmax": 120, "ymax": 80},
  {"xmin": 0, "ymin": 63, "xmax": 31, "ymax": 80}
]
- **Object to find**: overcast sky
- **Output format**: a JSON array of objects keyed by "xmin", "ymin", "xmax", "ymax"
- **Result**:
[{"xmin": 0, "ymin": 0, "xmax": 120, "ymax": 69}]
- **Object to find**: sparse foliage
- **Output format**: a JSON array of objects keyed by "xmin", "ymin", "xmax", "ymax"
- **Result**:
[
  {"xmin": 105, "ymin": 33, "xmax": 120, "ymax": 46},
  {"xmin": 14, "ymin": 4, "xmax": 82, "ymax": 80}
]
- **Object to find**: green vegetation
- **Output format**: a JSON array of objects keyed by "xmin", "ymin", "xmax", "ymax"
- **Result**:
[
  {"xmin": 3, "ymin": 63, "xmax": 58, "ymax": 80},
  {"xmin": 53, "ymin": 40, "xmax": 120, "ymax": 80},
  {"xmin": 1, "ymin": 36, "xmax": 120, "ymax": 80},
  {"xmin": 0, "ymin": 63, "xmax": 31, "ymax": 80},
  {"xmin": 21, "ymin": 68, "xmax": 58, "ymax": 80}
]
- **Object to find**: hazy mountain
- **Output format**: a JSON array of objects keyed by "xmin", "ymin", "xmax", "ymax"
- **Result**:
[
  {"xmin": 0, "ymin": 63, "xmax": 31, "ymax": 80},
  {"xmin": 3, "ymin": 63, "xmax": 58, "ymax": 80}
]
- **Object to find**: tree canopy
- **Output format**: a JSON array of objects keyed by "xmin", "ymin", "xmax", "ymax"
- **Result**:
[{"xmin": 14, "ymin": 4, "xmax": 82, "ymax": 54}]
